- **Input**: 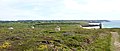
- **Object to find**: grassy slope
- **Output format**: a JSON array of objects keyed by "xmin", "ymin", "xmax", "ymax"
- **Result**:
[{"xmin": 0, "ymin": 23, "xmax": 111, "ymax": 51}]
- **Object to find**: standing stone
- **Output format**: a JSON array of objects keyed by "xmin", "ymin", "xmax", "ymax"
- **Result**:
[
  {"xmin": 99, "ymin": 22, "xmax": 102, "ymax": 29},
  {"xmin": 31, "ymin": 26, "xmax": 35, "ymax": 29},
  {"xmin": 79, "ymin": 25, "xmax": 82, "ymax": 27},
  {"xmin": 8, "ymin": 27, "xmax": 14, "ymax": 30},
  {"xmin": 55, "ymin": 26, "xmax": 61, "ymax": 32}
]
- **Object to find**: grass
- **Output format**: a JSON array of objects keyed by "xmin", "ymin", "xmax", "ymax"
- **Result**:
[{"xmin": 0, "ymin": 22, "xmax": 112, "ymax": 51}]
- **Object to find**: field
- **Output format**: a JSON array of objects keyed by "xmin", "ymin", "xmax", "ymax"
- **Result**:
[{"xmin": 0, "ymin": 22, "xmax": 114, "ymax": 51}]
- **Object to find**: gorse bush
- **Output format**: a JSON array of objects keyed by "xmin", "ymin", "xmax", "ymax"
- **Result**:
[{"xmin": 0, "ymin": 41, "xmax": 11, "ymax": 49}]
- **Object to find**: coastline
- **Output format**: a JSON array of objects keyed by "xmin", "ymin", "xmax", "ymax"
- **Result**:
[
  {"xmin": 102, "ymin": 20, "xmax": 120, "ymax": 28},
  {"xmin": 82, "ymin": 26, "xmax": 100, "ymax": 29}
]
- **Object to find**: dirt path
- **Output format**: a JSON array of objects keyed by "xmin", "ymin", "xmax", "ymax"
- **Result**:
[{"xmin": 111, "ymin": 32, "xmax": 120, "ymax": 51}]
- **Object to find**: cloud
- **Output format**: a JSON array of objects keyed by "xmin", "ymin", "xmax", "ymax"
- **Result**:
[
  {"xmin": 0, "ymin": 0, "xmax": 64, "ymax": 20},
  {"xmin": 0, "ymin": 0, "xmax": 120, "ymax": 20},
  {"xmin": 57, "ymin": 0, "xmax": 120, "ymax": 20},
  {"xmin": 64, "ymin": 0, "xmax": 120, "ymax": 12}
]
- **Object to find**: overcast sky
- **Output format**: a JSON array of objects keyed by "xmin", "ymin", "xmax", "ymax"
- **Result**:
[{"xmin": 0, "ymin": 0, "xmax": 120, "ymax": 20}]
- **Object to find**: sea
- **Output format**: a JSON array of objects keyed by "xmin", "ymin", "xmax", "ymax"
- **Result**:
[{"xmin": 102, "ymin": 20, "xmax": 120, "ymax": 28}]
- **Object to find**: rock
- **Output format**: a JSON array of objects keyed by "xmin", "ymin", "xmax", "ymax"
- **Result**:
[
  {"xmin": 62, "ymin": 32, "xmax": 72, "ymax": 36},
  {"xmin": 8, "ymin": 27, "xmax": 14, "ymax": 30},
  {"xmin": 6, "ymin": 36, "xmax": 22, "ymax": 40},
  {"xmin": 31, "ymin": 26, "xmax": 35, "ymax": 29},
  {"xmin": 41, "ymin": 41, "xmax": 51, "ymax": 44},
  {"xmin": 54, "ymin": 40, "xmax": 61, "ymax": 43},
  {"xmin": 55, "ymin": 26, "xmax": 61, "ymax": 32},
  {"xmin": 71, "ymin": 48, "xmax": 77, "ymax": 51}
]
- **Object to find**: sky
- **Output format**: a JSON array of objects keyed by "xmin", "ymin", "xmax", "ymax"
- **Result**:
[{"xmin": 0, "ymin": 0, "xmax": 120, "ymax": 20}]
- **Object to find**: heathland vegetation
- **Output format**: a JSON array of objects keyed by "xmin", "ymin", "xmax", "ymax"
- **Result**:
[{"xmin": 0, "ymin": 20, "xmax": 116, "ymax": 51}]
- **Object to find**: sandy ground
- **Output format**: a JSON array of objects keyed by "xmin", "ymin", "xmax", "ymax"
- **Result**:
[
  {"xmin": 111, "ymin": 32, "xmax": 120, "ymax": 51},
  {"xmin": 82, "ymin": 26, "xmax": 100, "ymax": 29}
]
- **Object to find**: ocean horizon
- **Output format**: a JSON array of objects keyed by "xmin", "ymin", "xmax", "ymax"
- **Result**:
[{"xmin": 102, "ymin": 20, "xmax": 120, "ymax": 28}]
